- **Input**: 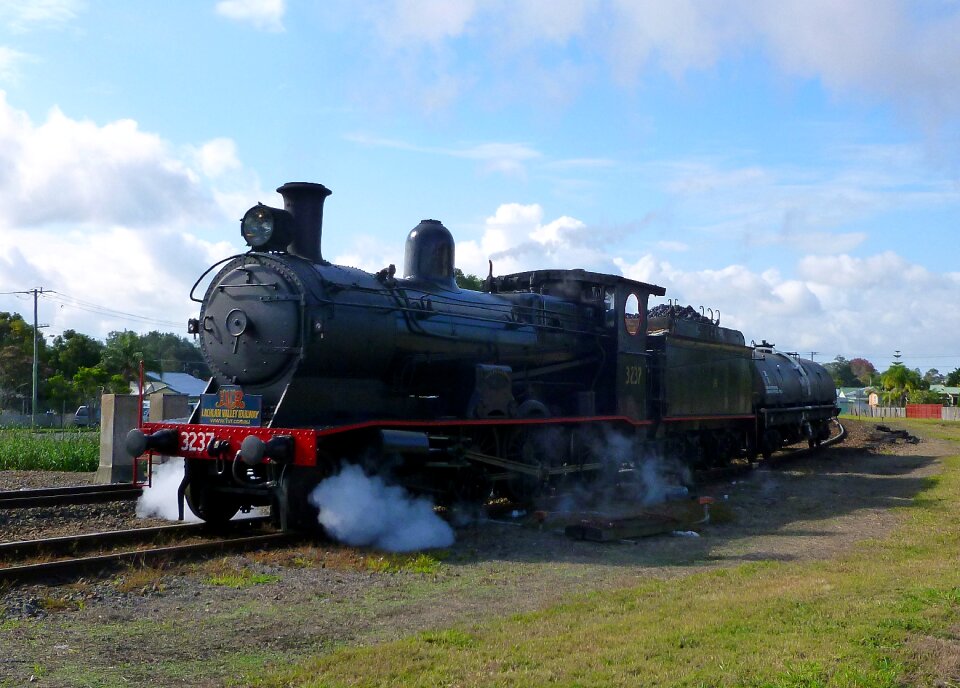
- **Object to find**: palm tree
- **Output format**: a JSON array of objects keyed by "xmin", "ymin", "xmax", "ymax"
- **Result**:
[{"xmin": 880, "ymin": 364, "xmax": 922, "ymax": 406}]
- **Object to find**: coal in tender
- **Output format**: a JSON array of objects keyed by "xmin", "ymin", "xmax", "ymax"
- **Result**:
[{"xmin": 647, "ymin": 304, "xmax": 713, "ymax": 324}]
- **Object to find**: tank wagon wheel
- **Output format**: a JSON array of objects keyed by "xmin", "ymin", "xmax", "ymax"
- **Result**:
[{"xmin": 184, "ymin": 481, "xmax": 241, "ymax": 524}]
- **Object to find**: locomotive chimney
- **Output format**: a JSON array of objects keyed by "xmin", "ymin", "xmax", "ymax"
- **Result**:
[{"xmin": 277, "ymin": 182, "xmax": 332, "ymax": 263}]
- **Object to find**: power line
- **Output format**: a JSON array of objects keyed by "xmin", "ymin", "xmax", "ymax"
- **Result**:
[{"xmin": 40, "ymin": 290, "xmax": 183, "ymax": 329}]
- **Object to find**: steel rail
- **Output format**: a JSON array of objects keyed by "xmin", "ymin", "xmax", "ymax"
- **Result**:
[
  {"xmin": 0, "ymin": 530, "xmax": 302, "ymax": 586},
  {"xmin": 0, "ymin": 483, "xmax": 143, "ymax": 509},
  {"xmin": 0, "ymin": 516, "xmax": 271, "ymax": 560}
]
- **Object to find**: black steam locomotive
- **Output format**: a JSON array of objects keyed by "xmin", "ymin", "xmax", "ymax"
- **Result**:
[{"xmin": 127, "ymin": 182, "xmax": 838, "ymax": 528}]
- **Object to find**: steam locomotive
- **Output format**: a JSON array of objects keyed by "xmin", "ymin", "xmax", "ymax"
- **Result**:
[{"xmin": 126, "ymin": 182, "xmax": 838, "ymax": 529}]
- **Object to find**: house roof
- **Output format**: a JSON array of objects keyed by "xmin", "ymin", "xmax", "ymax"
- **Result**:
[
  {"xmin": 144, "ymin": 371, "xmax": 208, "ymax": 398},
  {"xmin": 931, "ymin": 385, "xmax": 960, "ymax": 395}
]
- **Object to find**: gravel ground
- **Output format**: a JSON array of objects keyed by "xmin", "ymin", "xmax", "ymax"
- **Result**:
[
  {"xmin": 0, "ymin": 418, "xmax": 951, "ymax": 687},
  {"xmin": 0, "ymin": 472, "xmax": 171, "ymax": 542}
]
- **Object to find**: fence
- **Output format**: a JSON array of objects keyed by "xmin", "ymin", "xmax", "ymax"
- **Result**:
[
  {"xmin": 0, "ymin": 411, "xmax": 68, "ymax": 428},
  {"xmin": 845, "ymin": 406, "xmax": 960, "ymax": 421},
  {"xmin": 845, "ymin": 406, "xmax": 906, "ymax": 419}
]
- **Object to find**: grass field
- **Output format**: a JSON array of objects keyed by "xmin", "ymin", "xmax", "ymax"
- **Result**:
[
  {"xmin": 0, "ymin": 428, "xmax": 99, "ymax": 471},
  {"xmin": 254, "ymin": 420, "xmax": 960, "ymax": 688}
]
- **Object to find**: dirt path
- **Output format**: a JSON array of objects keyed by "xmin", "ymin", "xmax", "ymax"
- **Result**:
[{"xmin": 0, "ymin": 419, "xmax": 952, "ymax": 687}]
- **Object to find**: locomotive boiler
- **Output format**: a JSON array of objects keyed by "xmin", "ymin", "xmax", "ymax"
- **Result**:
[{"xmin": 127, "ymin": 181, "xmax": 838, "ymax": 530}]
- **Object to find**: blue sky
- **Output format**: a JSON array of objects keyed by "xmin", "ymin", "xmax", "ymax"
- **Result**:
[{"xmin": 0, "ymin": 0, "xmax": 957, "ymax": 376}]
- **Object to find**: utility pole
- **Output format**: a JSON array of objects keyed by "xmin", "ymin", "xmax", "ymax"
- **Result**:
[
  {"xmin": 11, "ymin": 287, "xmax": 48, "ymax": 429},
  {"xmin": 31, "ymin": 287, "xmax": 45, "ymax": 429},
  {"xmin": 809, "ymin": 351, "xmax": 819, "ymax": 362}
]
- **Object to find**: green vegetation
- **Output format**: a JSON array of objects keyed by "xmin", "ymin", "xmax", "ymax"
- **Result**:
[
  {"xmin": 256, "ymin": 422, "xmax": 960, "ymax": 687},
  {"xmin": 205, "ymin": 561, "xmax": 282, "ymax": 589},
  {"xmin": 364, "ymin": 552, "xmax": 445, "ymax": 575},
  {"xmin": 0, "ymin": 310, "xmax": 208, "ymax": 413},
  {"xmin": 0, "ymin": 428, "xmax": 98, "ymax": 471}
]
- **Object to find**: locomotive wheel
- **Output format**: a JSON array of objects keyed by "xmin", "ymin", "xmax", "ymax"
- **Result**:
[
  {"xmin": 273, "ymin": 466, "xmax": 320, "ymax": 532},
  {"xmin": 184, "ymin": 480, "xmax": 241, "ymax": 524},
  {"xmin": 501, "ymin": 428, "xmax": 544, "ymax": 502}
]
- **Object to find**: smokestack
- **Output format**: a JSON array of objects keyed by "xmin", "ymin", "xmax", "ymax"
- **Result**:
[{"xmin": 277, "ymin": 181, "xmax": 332, "ymax": 263}]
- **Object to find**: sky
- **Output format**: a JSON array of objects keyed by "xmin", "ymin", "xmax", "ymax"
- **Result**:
[{"xmin": 0, "ymin": 0, "xmax": 957, "ymax": 376}]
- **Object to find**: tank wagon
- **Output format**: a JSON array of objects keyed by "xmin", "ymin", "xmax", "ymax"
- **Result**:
[{"xmin": 126, "ymin": 181, "xmax": 838, "ymax": 529}]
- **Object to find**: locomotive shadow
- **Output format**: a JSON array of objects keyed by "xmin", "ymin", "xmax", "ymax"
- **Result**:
[{"xmin": 444, "ymin": 444, "xmax": 939, "ymax": 571}]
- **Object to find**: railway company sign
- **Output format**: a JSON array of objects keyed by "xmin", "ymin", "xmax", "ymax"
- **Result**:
[{"xmin": 198, "ymin": 385, "xmax": 263, "ymax": 427}]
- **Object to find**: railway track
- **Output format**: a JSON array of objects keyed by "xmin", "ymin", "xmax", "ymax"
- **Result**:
[
  {"xmin": 695, "ymin": 418, "xmax": 847, "ymax": 483},
  {"xmin": 0, "ymin": 483, "xmax": 143, "ymax": 510},
  {"xmin": 0, "ymin": 516, "xmax": 302, "ymax": 586}
]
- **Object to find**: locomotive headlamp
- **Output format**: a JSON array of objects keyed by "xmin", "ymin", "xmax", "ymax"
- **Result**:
[{"xmin": 241, "ymin": 204, "xmax": 294, "ymax": 251}]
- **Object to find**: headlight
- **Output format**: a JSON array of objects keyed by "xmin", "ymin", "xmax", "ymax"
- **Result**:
[{"xmin": 240, "ymin": 204, "xmax": 293, "ymax": 250}]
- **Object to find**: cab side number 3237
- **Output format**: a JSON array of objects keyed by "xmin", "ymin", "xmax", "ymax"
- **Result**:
[{"xmin": 181, "ymin": 431, "xmax": 215, "ymax": 453}]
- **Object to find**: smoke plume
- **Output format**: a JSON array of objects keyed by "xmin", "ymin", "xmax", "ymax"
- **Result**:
[
  {"xmin": 308, "ymin": 464, "xmax": 454, "ymax": 552},
  {"xmin": 136, "ymin": 458, "xmax": 201, "ymax": 522}
]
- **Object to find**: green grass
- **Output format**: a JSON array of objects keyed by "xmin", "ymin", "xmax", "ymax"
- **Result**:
[
  {"xmin": 0, "ymin": 428, "xmax": 99, "ymax": 471},
  {"xmin": 254, "ymin": 420, "xmax": 960, "ymax": 687},
  {"xmin": 364, "ymin": 552, "xmax": 446, "ymax": 575},
  {"xmin": 207, "ymin": 568, "xmax": 282, "ymax": 589}
]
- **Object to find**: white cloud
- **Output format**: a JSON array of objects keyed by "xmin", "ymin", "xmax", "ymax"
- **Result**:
[
  {"xmin": 215, "ymin": 0, "xmax": 285, "ymax": 32},
  {"xmin": 0, "ymin": 95, "xmax": 218, "ymax": 228},
  {"xmin": 657, "ymin": 240, "xmax": 688, "ymax": 252},
  {"xmin": 0, "ymin": 46, "xmax": 29, "ymax": 82},
  {"xmin": 349, "ymin": 1, "xmax": 960, "ymax": 129},
  {"xmin": 0, "ymin": 0, "xmax": 81, "ymax": 32},
  {"xmin": 0, "ymin": 95, "xmax": 263, "ymax": 339},
  {"xmin": 0, "ymin": 224, "xmax": 235, "ymax": 338},
  {"xmin": 346, "ymin": 133, "xmax": 542, "ymax": 178},
  {"xmin": 193, "ymin": 137, "xmax": 241, "ymax": 178},
  {"xmin": 371, "ymin": 0, "xmax": 476, "ymax": 46},
  {"xmin": 616, "ymin": 248, "xmax": 960, "ymax": 366}
]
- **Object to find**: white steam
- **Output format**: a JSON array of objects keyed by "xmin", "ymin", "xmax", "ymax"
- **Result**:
[
  {"xmin": 308, "ymin": 464, "xmax": 455, "ymax": 552},
  {"xmin": 136, "ymin": 458, "xmax": 201, "ymax": 522}
]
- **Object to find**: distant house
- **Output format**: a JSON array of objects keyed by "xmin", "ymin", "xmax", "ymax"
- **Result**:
[
  {"xmin": 131, "ymin": 371, "xmax": 208, "ymax": 404},
  {"xmin": 930, "ymin": 385, "xmax": 960, "ymax": 406},
  {"xmin": 837, "ymin": 387, "xmax": 870, "ymax": 414},
  {"xmin": 836, "ymin": 387, "xmax": 882, "ymax": 414}
]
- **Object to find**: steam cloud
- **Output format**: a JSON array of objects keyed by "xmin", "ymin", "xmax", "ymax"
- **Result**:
[
  {"xmin": 308, "ymin": 464, "xmax": 455, "ymax": 552},
  {"xmin": 135, "ymin": 458, "xmax": 201, "ymax": 522}
]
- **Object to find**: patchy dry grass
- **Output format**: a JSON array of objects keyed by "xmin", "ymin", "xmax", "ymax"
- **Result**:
[
  {"xmin": 113, "ymin": 565, "xmax": 169, "ymax": 595},
  {"xmin": 254, "ymin": 422, "xmax": 960, "ymax": 688}
]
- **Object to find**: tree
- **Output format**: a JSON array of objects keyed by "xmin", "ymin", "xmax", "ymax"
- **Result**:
[
  {"xmin": 824, "ymin": 356, "xmax": 859, "ymax": 387},
  {"xmin": 908, "ymin": 389, "xmax": 946, "ymax": 405},
  {"xmin": 946, "ymin": 368, "xmax": 960, "ymax": 387},
  {"xmin": 880, "ymin": 363, "xmax": 924, "ymax": 406},
  {"xmin": 454, "ymin": 269, "xmax": 484, "ymax": 291},
  {"xmin": 0, "ymin": 311, "xmax": 50, "ymax": 410},
  {"xmin": 849, "ymin": 358, "xmax": 877, "ymax": 386},
  {"xmin": 101, "ymin": 330, "xmax": 160, "ymax": 381},
  {"xmin": 49, "ymin": 330, "xmax": 104, "ymax": 379},
  {"xmin": 138, "ymin": 330, "xmax": 208, "ymax": 376},
  {"xmin": 45, "ymin": 373, "xmax": 80, "ymax": 412}
]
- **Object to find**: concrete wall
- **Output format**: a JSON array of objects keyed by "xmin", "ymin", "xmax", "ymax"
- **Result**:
[{"xmin": 95, "ymin": 394, "xmax": 140, "ymax": 483}]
